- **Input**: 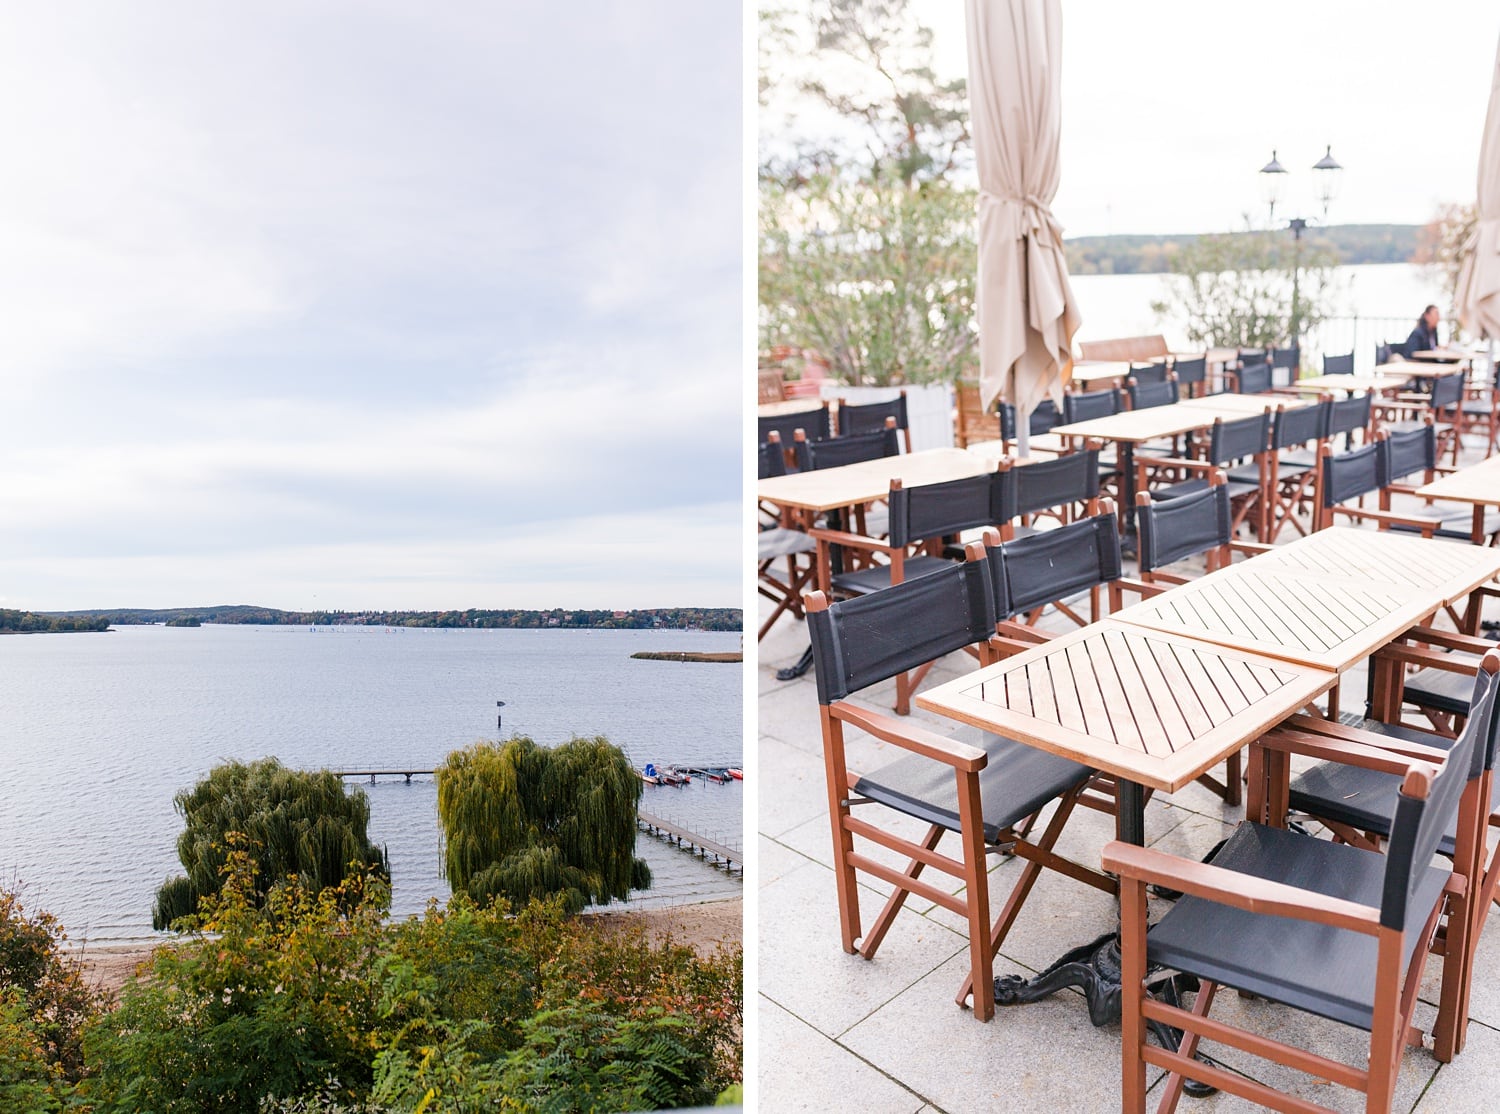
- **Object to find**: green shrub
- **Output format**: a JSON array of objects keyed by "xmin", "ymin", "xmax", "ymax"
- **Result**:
[
  {"xmin": 154, "ymin": 758, "xmax": 389, "ymax": 929},
  {"xmin": 436, "ymin": 737, "xmax": 648, "ymax": 914},
  {"xmin": 0, "ymin": 886, "xmax": 102, "ymax": 1081}
]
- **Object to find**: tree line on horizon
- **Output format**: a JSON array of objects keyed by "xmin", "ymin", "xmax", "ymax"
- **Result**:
[
  {"xmin": 1065, "ymin": 223, "xmax": 1421, "ymax": 276},
  {"xmin": 0, "ymin": 609, "xmax": 109, "ymax": 633},
  {"xmin": 40, "ymin": 605, "xmax": 742, "ymax": 631}
]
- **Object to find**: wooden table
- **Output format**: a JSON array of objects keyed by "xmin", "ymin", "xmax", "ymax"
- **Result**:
[
  {"xmin": 1070, "ymin": 361, "xmax": 1135, "ymax": 385},
  {"xmin": 1110, "ymin": 563, "xmax": 1438, "ymax": 672},
  {"xmin": 758, "ymin": 398, "xmax": 828, "ymax": 418},
  {"xmin": 1415, "ymin": 454, "xmax": 1500, "ymax": 545},
  {"xmin": 756, "ymin": 447, "xmax": 993, "ymax": 515},
  {"xmin": 1177, "ymin": 392, "xmax": 1312, "ymax": 416},
  {"xmin": 1252, "ymin": 526, "xmax": 1500, "ymax": 609},
  {"xmin": 1410, "ymin": 348, "xmax": 1470, "ymax": 364},
  {"xmin": 1292, "ymin": 372, "xmax": 1409, "ymax": 393}
]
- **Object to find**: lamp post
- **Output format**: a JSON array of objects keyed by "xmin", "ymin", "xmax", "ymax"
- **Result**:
[{"xmin": 1258, "ymin": 147, "xmax": 1343, "ymax": 350}]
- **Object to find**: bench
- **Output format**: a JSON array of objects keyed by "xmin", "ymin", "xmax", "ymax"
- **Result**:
[{"xmin": 1076, "ymin": 335, "xmax": 1171, "ymax": 364}]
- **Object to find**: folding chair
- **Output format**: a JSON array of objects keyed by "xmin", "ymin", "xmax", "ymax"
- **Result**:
[
  {"xmin": 1227, "ymin": 360, "xmax": 1273, "ymax": 395},
  {"xmin": 999, "ymin": 398, "xmax": 1063, "ymax": 455},
  {"xmin": 805, "ymin": 550, "xmax": 1116, "ymax": 1022},
  {"xmin": 760, "ymin": 403, "xmax": 831, "ymax": 472},
  {"xmin": 986, "ymin": 504, "xmax": 1125, "ymax": 630},
  {"xmin": 1107, "ymin": 652, "xmax": 1500, "ymax": 1111},
  {"xmin": 838, "ymin": 390, "xmax": 912, "ymax": 452},
  {"xmin": 1270, "ymin": 344, "xmax": 1300, "ymax": 387},
  {"xmin": 1311, "ymin": 433, "xmax": 1444, "ymax": 537},
  {"xmin": 995, "ymin": 446, "xmax": 1102, "ymax": 540},
  {"xmin": 811, "ymin": 468, "xmax": 1001, "ymax": 713},
  {"xmin": 1129, "ymin": 361, "xmax": 1170, "ymax": 386},
  {"xmin": 1377, "ymin": 371, "xmax": 1466, "ymax": 466},
  {"xmin": 757, "ymin": 432, "xmax": 816, "ymax": 642},
  {"xmin": 1171, "ymin": 355, "xmax": 1209, "ymax": 398},
  {"xmin": 1381, "ymin": 421, "xmax": 1500, "ymax": 545},
  {"xmin": 1127, "ymin": 374, "xmax": 1179, "ymax": 411},
  {"xmin": 1251, "ymin": 399, "xmax": 1331, "ymax": 541},
  {"xmin": 1135, "ymin": 412, "xmax": 1271, "ymax": 540},
  {"xmin": 793, "ymin": 421, "xmax": 900, "ymax": 473},
  {"xmin": 1324, "ymin": 351, "xmax": 1356, "ymax": 375}
]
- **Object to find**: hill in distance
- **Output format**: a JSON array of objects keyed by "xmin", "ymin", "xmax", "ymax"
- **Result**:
[{"xmin": 39, "ymin": 605, "xmax": 742, "ymax": 631}]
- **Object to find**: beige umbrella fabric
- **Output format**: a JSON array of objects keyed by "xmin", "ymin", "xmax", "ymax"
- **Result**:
[
  {"xmin": 1456, "ymin": 33, "xmax": 1500, "ymax": 342},
  {"xmin": 965, "ymin": 0, "xmax": 1081, "ymax": 446}
]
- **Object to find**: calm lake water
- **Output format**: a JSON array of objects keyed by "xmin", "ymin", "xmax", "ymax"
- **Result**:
[{"xmin": 0, "ymin": 624, "xmax": 742, "ymax": 944}]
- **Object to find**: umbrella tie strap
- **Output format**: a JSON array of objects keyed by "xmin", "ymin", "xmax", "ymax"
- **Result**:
[{"xmin": 980, "ymin": 189, "xmax": 1063, "ymax": 243}]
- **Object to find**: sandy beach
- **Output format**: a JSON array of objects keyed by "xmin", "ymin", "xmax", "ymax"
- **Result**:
[{"xmin": 74, "ymin": 895, "xmax": 743, "ymax": 997}]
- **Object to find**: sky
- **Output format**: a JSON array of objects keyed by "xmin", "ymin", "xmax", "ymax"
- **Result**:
[
  {"xmin": 0, "ymin": 2, "xmax": 742, "ymax": 612},
  {"xmin": 766, "ymin": 0, "xmax": 1500, "ymax": 238}
]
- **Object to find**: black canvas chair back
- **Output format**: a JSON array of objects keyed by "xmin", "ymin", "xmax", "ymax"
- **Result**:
[
  {"xmin": 807, "ymin": 556, "xmax": 994, "ymax": 706},
  {"xmin": 1136, "ymin": 481, "xmax": 1232, "ymax": 575},
  {"xmin": 758, "ymin": 430, "xmax": 787, "ymax": 479},
  {"xmin": 794, "ymin": 424, "xmax": 899, "ymax": 471},
  {"xmin": 999, "ymin": 398, "xmax": 1062, "ymax": 441},
  {"xmin": 1381, "ymin": 661, "xmax": 1500, "ymax": 931},
  {"xmin": 1271, "ymin": 345, "xmax": 1300, "ymax": 373},
  {"xmin": 886, "ymin": 472, "xmax": 999, "ymax": 549},
  {"xmin": 990, "ymin": 512, "xmax": 1123, "ymax": 619},
  {"xmin": 1319, "ymin": 440, "xmax": 1384, "ymax": 508},
  {"xmin": 1429, "ymin": 371, "xmax": 1466, "ymax": 411},
  {"xmin": 1328, "ymin": 392, "xmax": 1371, "ymax": 439},
  {"xmin": 760, "ymin": 405, "xmax": 830, "ymax": 451},
  {"xmin": 1323, "ymin": 351, "xmax": 1355, "ymax": 375},
  {"xmin": 1205, "ymin": 412, "xmax": 1270, "ymax": 466},
  {"xmin": 1171, "ymin": 356, "xmax": 1207, "ymax": 391},
  {"xmin": 1130, "ymin": 361, "xmax": 1169, "ymax": 386},
  {"xmin": 839, "ymin": 393, "xmax": 909, "ymax": 439},
  {"xmin": 1374, "ymin": 342, "xmax": 1393, "ymax": 367},
  {"xmin": 999, "ymin": 449, "xmax": 1102, "ymax": 522},
  {"xmin": 1273, "ymin": 399, "xmax": 1328, "ymax": 450},
  {"xmin": 1238, "ymin": 347, "xmax": 1268, "ymax": 366},
  {"xmin": 1383, "ymin": 422, "xmax": 1436, "ymax": 484},
  {"xmin": 1063, "ymin": 387, "xmax": 1123, "ymax": 423},
  {"xmin": 1127, "ymin": 376, "xmax": 1179, "ymax": 410},
  {"xmin": 1234, "ymin": 361, "xmax": 1273, "ymax": 394},
  {"xmin": 1388, "ymin": 339, "xmax": 1413, "ymax": 360}
]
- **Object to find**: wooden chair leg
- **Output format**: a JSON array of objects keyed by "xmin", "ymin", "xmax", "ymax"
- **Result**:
[
  {"xmin": 1120, "ymin": 876, "xmax": 1149, "ymax": 1113},
  {"xmin": 822, "ymin": 712, "xmax": 861, "ymax": 954},
  {"xmin": 954, "ymin": 768, "xmax": 994, "ymax": 1020}
]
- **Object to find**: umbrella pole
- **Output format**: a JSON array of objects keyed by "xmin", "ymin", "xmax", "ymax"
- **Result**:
[{"xmin": 1017, "ymin": 405, "xmax": 1030, "ymax": 459}]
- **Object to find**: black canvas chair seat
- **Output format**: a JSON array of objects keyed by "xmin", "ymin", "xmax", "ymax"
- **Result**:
[
  {"xmin": 828, "ymin": 553, "xmax": 953, "ymax": 595},
  {"xmin": 1147, "ymin": 822, "xmax": 1449, "ymax": 1030},
  {"xmin": 854, "ymin": 731, "xmax": 1094, "ymax": 845},
  {"xmin": 1385, "ymin": 417, "xmax": 1454, "ymax": 436},
  {"xmin": 758, "ymin": 527, "xmax": 815, "ymax": 562},
  {"xmin": 1288, "ymin": 727, "xmax": 1500, "ymax": 860},
  {"xmin": 1403, "ymin": 663, "xmax": 1479, "ymax": 716},
  {"xmin": 1147, "ymin": 475, "xmax": 1258, "ymax": 503}
]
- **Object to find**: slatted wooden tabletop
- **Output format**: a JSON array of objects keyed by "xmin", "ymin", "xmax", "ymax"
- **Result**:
[
  {"xmin": 1251, "ymin": 527, "xmax": 1500, "ymax": 606},
  {"xmin": 756, "ymin": 448, "xmax": 995, "ymax": 514},
  {"xmin": 1414, "ymin": 454, "xmax": 1500, "ymax": 507},
  {"xmin": 758, "ymin": 399, "xmax": 828, "ymax": 418},
  {"xmin": 1292, "ymin": 373, "xmax": 1409, "ymax": 393},
  {"xmin": 916, "ymin": 620, "xmax": 1334, "ymax": 793},
  {"xmin": 1110, "ymin": 564, "xmax": 1437, "ymax": 672},
  {"xmin": 1050, "ymin": 401, "xmax": 1225, "ymax": 444}
]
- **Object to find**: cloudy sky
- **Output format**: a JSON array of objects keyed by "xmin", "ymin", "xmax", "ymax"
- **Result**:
[
  {"xmin": 0, "ymin": 3, "xmax": 741, "ymax": 612},
  {"xmin": 769, "ymin": 0, "xmax": 1500, "ymax": 237}
]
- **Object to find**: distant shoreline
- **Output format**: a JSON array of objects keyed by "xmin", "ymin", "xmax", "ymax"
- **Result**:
[{"xmin": 631, "ymin": 651, "xmax": 742, "ymax": 663}]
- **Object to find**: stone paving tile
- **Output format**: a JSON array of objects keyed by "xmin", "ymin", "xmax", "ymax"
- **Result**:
[
  {"xmin": 842, "ymin": 951, "xmax": 1162, "ymax": 1113},
  {"xmin": 758, "ymin": 734, "xmax": 832, "ymax": 839},
  {"xmin": 759, "ymin": 997, "xmax": 927, "ymax": 1114},
  {"xmin": 775, "ymin": 809, "xmax": 940, "ymax": 905},
  {"xmin": 1413, "ymin": 1018, "xmax": 1500, "ymax": 1112},
  {"xmin": 760, "ymin": 852, "xmax": 966, "ymax": 1039},
  {"xmin": 759, "ymin": 833, "xmax": 816, "ymax": 890}
]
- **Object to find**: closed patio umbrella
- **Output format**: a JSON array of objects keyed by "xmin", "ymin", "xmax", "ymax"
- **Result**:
[
  {"xmin": 1456, "ymin": 33, "xmax": 1500, "ymax": 344},
  {"xmin": 965, "ymin": 0, "xmax": 1081, "ymax": 457}
]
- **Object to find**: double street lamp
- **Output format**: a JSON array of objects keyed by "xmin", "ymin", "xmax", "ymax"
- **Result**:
[{"xmin": 1258, "ymin": 146, "xmax": 1344, "ymax": 347}]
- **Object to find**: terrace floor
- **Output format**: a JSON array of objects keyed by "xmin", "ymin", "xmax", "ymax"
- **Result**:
[{"xmin": 756, "ymin": 428, "xmax": 1500, "ymax": 1113}]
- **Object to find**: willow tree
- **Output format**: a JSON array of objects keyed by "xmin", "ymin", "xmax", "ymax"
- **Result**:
[
  {"xmin": 153, "ymin": 758, "xmax": 388, "ymax": 930},
  {"xmin": 436, "ymin": 735, "xmax": 650, "ymax": 914}
]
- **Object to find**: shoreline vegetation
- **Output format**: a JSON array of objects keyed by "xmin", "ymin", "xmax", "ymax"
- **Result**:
[
  {"xmin": 631, "ymin": 650, "xmax": 742, "ymax": 663},
  {"xmin": 0, "ymin": 609, "xmax": 110, "ymax": 633},
  {"xmin": 75, "ymin": 895, "xmax": 743, "ymax": 997},
  {"xmin": 32, "ymin": 604, "xmax": 741, "ymax": 631}
]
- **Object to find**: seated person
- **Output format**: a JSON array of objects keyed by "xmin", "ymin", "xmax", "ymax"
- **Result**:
[{"xmin": 1405, "ymin": 304, "xmax": 1441, "ymax": 354}]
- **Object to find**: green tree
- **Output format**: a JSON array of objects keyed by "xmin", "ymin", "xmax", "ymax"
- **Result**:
[
  {"xmin": 1150, "ymin": 225, "xmax": 1341, "ymax": 351},
  {"xmin": 153, "ymin": 759, "xmax": 388, "ymax": 930},
  {"xmin": 436, "ymin": 736, "xmax": 649, "ymax": 915},
  {"xmin": 760, "ymin": 172, "xmax": 977, "ymax": 385},
  {"xmin": 0, "ymin": 887, "xmax": 102, "ymax": 1082}
]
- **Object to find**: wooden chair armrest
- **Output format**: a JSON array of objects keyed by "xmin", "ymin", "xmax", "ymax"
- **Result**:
[
  {"xmin": 1114, "ymin": 576, "xmax": 1169, "ymax": 599},
  {"xmin": 1256, "ymin": 725, "xmax": 1451, "ymax": 772},
  {"xmin": 1328, "ymin": 505, "xmax": 1444, "ymax": 535},
  {"xmin": 832, "ymin": 702, "xmax": 987, "ymax": 772},
  {"xmin": 994, "ymin": 619, "xmax": 1051, "ymax": 643},
  {"xmin": 1101, "ymin": 841, "xmax": 1382, "ymax": 935},
  {"xmin": 1230, "ymin": 540, "xmax": 1272, "ymax": 556},
  {"xmin": 805, "ymin": 526, "xmax": 897, "ymax": 553},
  {"xmin": 1271, "ymin": 714, "xmax": 1456, "ymax": 763},
  {"xmin": 1393, "ymin": 625, "xmax": 1493, "ymax": 655}
]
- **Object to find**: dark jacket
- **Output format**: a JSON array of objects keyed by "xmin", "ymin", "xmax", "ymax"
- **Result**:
[{"xmin": 1406, "ymin": 320, "xmax": 1439, "ymax": 353}]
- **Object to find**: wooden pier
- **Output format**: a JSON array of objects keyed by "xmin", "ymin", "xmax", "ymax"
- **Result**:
[
  {"xmin": 637, "ymin": 811, "xmax": 742, "ymax": 873},
  {"xmin": 333, "ymin": 768, "xmax": 434, "ymax": 785}
]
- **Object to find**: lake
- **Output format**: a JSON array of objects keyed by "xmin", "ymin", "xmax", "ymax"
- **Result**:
[{"xmin": 0, "ymin": 624, "xmax": 743, "ymax": 944}]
